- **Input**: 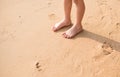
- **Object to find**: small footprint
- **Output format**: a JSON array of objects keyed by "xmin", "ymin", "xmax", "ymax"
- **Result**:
[
  {"xmin": 93, "ymin": 42, "xmax": 113, "ymax": 61},
  {"xmin": 116, "ymin": 22, "xmax": 120, "ymax": 29},
  {"xmin": 35, "ymin": 62, "xmax": 42, "ymax": 71},
  {"xmin": 102, "ymin": 42, "xmax": 113, "ymax": 54}
]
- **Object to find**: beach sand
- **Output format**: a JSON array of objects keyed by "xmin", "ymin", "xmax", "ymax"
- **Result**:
[{"xmin": 0, "ymin": 0, "xmax": 120, "ymax": 77}]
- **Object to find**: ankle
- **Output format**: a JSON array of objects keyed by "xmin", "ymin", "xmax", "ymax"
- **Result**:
[
  {"xmin": 74, "ymin": 23, "xmax": 83, "ymax": 29},
  {"xmin": 63, "ymin": 19, "xmax": 71, "ymax": 25}
]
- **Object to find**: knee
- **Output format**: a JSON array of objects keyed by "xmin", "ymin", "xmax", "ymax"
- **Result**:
[{"xmin": 73, "ymin": 0, "xmax": 78, "ymax": 4}]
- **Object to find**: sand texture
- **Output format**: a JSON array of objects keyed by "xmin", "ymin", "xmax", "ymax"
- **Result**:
[{"xmin": 0, "ymin": 0, "xmax": 120, "ymax": 77}]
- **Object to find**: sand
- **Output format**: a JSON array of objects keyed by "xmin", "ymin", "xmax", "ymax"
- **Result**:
[{"xmin": 0, "ymin": 0, "xmax": 120, "ymax": 77}]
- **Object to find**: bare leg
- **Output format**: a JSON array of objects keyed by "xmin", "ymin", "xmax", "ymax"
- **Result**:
[
  {"xmin": 52, "ymin": 0, "xmax": 72, "ymax": 32},
  {"xmin": 63, "ymin": 0, "xmax": 85, "ymax": 38}
]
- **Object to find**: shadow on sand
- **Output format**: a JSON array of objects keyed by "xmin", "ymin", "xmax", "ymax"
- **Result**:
[{"xmin": 74, "ymin": 30, "xmax": 120, "ymax": 52}]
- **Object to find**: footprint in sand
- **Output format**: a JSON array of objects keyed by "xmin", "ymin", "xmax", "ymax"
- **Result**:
[
  {"xmin": 102, "ymin": 42, "xmax": 113, "ymax": 54},
  {"xmin": 35, "ymin": 62, "xmax": 42, "ymax": 71},
  {"xmin": 93, "ymin": 42, "xmax": 113, "ymax": 61},
  {"xmin": 116, "ymin": 22, "xmax": 120, "ymax": 29},
  {"xmin": 34, "ymin": 59, "xmax": 49, "ymax": 73}
]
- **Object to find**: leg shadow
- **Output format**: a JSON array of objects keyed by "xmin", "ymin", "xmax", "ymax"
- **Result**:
[{"xmin": 74, "ymin": 30, "xmax": 120, "ymax": 52}]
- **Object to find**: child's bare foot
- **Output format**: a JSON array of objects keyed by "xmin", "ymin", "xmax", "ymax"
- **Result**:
[
  {"xmin": 52, "ymin": 19, "xmax": 72, "ymax": 32},
  {"xmin": 62, "ymin": 24, "xmax": 83, "ymax": 39}
]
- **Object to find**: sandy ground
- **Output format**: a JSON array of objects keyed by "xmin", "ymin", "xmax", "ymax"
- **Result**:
[{"xmin": 0, "ymin": 0, "xmax": 120, "ymax": 77}]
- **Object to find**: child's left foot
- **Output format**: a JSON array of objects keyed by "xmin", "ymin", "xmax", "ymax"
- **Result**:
[{"xmin": 62, "ymin": 24, "xmax": 83, "ymax": 39}]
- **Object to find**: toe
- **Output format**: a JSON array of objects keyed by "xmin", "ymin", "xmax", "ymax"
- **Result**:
[
  {"xmin": 62, "ymin": 33, "xmax": 65, "ymax": 37},
  {"xmin": 52, "ymin": 26, "xmax": 57, "ymax": 32},
  {"xmin": 62, "ymin": 33, "xmax": 67, "ymax": 38},
  {"xmin": 65, "ymin": 34, "xmax": 68, "ymax": 38},
  {"xmin": 62, "ymin": 33, "xmax": 65, "ymax": 36},
  {"xmin": 66, "ymin": 35, "xmax": 71, "ymax": 39}
]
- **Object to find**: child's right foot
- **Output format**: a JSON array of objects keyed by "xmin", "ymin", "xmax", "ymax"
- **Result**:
[{"xmin": 52, "ymin": 19, "xmax": 72, "ymax": 32}]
